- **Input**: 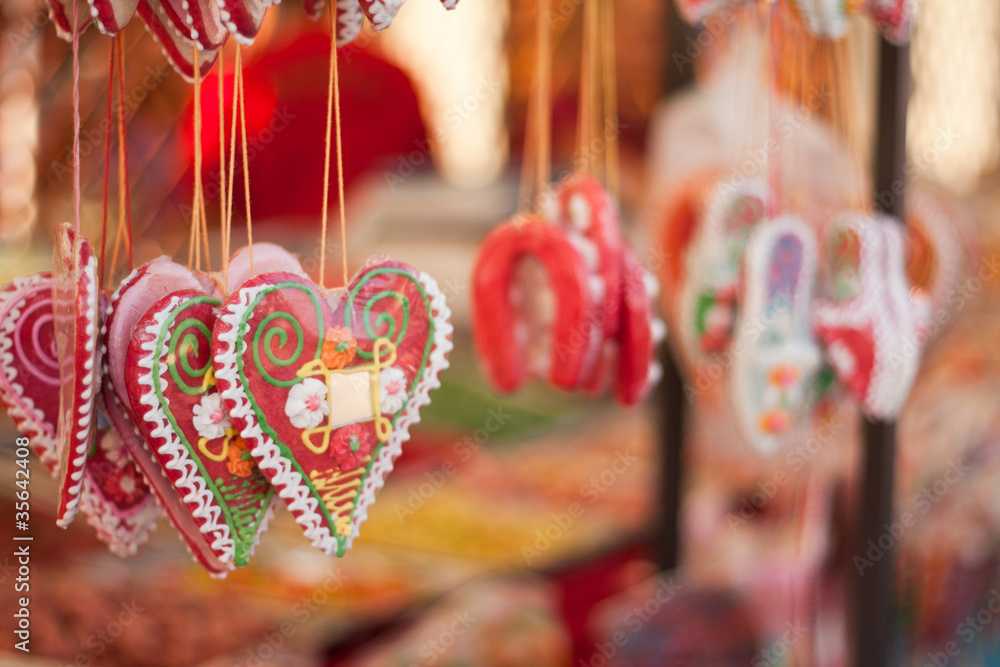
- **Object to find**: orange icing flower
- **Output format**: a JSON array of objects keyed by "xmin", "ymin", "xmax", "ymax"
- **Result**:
[
  {"xmin": 769, "ymin": 364, "xmax": 799, "ymax": 389},
  {"xmin": 226, "ymin": 436, "xmax": 256, "ymax": 478},
  {"xmin": 759, "ymin": 409, "xmax": 791, "ymax": 434},
  {"xmin": 322, "ymin": 326, "xmax": 357, "ymax": 369}
]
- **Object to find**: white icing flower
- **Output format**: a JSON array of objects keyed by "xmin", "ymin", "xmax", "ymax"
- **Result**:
[
  {"xmin": 378, "ymin": 366, "xmax": 408, "ymax": 414},
  {"xmin": 286, "ymin": 378, "xmax": 330, "ymax": 429},
  {"xmin": 192, "ymin": 393, "xmax": 232, "ymax": 441}
]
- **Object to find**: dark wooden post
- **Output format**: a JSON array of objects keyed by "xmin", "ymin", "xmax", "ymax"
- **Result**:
[
  {"xmin": 655, "ymin": 0, "xmax": 696, "ymax": 573},
  {"xmin": 854, "ymin": 38, "xmax": 910, "ymax": 667}
]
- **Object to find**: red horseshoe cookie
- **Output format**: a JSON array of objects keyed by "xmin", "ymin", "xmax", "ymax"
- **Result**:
[{"xmin": 472, "ymin": 217, "xmax": 596, "ymax": 393}]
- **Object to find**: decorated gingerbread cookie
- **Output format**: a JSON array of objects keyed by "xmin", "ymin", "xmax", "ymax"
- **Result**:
[
  {"xmin": 472, "ymin": 217, "xmax": 597, "ymax": 392},
  {"xmin": 0, "ymin": 273, "xmax": 61, "ymax": 470},
  {"xmin": 104, "ymin": 257, "xmax": 230, "ymax": 575},
  {"xmin": 213, "ymin": 256, "xmax": 452, "ymax": 556},
  {"xmin": 127, "ymin": 290, "xmax": 274, "ymax": 567},
  {"xmin": 52, "ymin": 224, "xmax": 101, "ymax": 528}
]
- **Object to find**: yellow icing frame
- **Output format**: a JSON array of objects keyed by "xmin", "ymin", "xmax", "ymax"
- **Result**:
[{"xmin": 296, "ymin": 337, "xmax": 397, "ymax": 456}]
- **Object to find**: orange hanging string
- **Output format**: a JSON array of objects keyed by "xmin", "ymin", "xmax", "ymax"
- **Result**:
[
  {"xmin": 319, "ymin": 7, "xmax": 336, "ymax": 289},
  {"xmin": 101, "ymin": 38, "xmax": 115, "ymax": 289},
  {"xmin": 236, "ymin": 48, "xmax": 254, "ymax": 276},
  {"xmin": 600, "ymin": 0, "xmax": 619, "ymax": 200},
  {"xmin": 219, "ymin": 50, "xmax": 230, "ymax": 291},
  {"xmin": 332, "ymin": 27, "xmax": 348, "ymax": 287},
  {"xmin": 518, "ymin": 0, "xmax": 552, "ymax": 215},
  {"xmin": 116, "ymin": 34, "xmax": 134, "ymax": 269},
  {"xmin": 226, "ymin": 51, "xmax": 240, "ymax": 270},
  {"xmin": 71, "ymin": 0, "xmax": 81, "ymax": 233}
]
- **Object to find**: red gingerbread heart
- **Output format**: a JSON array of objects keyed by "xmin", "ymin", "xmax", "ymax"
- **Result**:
[
  {"xmin": 0, "ymin": 271, "xmax": 159, "ymax": 553},
  {"xmin": 0, "ymin": 273, "xmax": 61, "ymax": 469},
  {"xmin": 53, "ymin": 224, "xmax": 101, "ymax": 528},
  {"xmin": 104, "ymin": 257, "xmax": 231, "ymax": 575},
  {"xmin": 80, "ymin": 406, "xmax": 162, "ymax": 556},
  {"xmin": 213, "ymin": 256, "xmax": 452, "ymax": 556},
  {"xmin": 126, "ymin": 289, "xmax": 275, "ymax": 567}
]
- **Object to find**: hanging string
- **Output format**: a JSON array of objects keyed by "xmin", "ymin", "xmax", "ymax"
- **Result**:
[
  {"xmin": 517, "ymin": 0, "xmax": 552, "ymax": 215},
  {"xmin": 577, "ymin": 0, "xmax": 596, "ymax": 176},
  {"xmin": 318, "ymin": 7, "xmax": 337, "ymax": 289},
  {"xmin": 226, "ymin": 51, "xmax": 240, "ymax": 274},
  {"xmin": 71, "ymin": 0, "xmax": 81, "ymax": 233},
  {"xmin": 236, "ymin": 48, "xmax": 254, "ymax": 275},
  {"xmin": 189, "ymin": 47, "xmax": 203, "ymax": 270},
  {"xmin": 600, "ymin": 0, "xmax": 619, "ymax": 200},
  {"xmin": 116, "ymin": 33, "xmax": 133, "ymax": 269},
  {"xmin": 101, "ymin": 38, "xmax": 115, "ymax": 289},
  {"xmin": 219, "ymin": 50, "xmax": 230, "ymax": 291}
]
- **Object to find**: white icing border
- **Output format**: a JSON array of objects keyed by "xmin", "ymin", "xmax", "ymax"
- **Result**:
[
  {"xmin": 133, "ymin": 293, "xmax": 236, "ymax": 564},
  {"xmin": 57, "ymin": 251, "xmax": 100, "ymax": 528},
  {"xmin": 78, "ymin": 470, "xmax": 161, "ymax": 557},
  {"xmin": 214, "ymin": 267, "xmax": 453, "ymax": 555},
  {"xmin": 0, "ymin": 273, "xmax": 59, "ymax": 471},
  {"xmin": 104, "ymin": 264, "xmax": 229, "ymax": 577}
]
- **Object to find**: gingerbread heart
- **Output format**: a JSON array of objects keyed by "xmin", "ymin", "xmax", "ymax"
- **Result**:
[
  {"xmin": 0, "ymin": 271, "xmax": 159, "ymax": 553},
  {"xmin": 217, "ymin": 0, "xmax": 269, "ymax": 45},
  {"xmin": 213, "ymin": 256, "xmax": 452, "ymax": 556},
  {"xmin": 127, "ymin": 290, "xmax": 274, "ymax": 567},
  {"xmin": 79, "ymin": 406, "xmax": 162, "ymax": 556},
  {"xmin": 159, "ymin": 0, "xmax": 228, "ymax": 50},
  {"xmin": 87, "ymin": 0, "xmax": 139, "ymax": 35},
  {"xmin": 136, "ymin": 0, "xmax": 218, "ymax": 81},
  {"xmin": 104, "ymin": 257, "xmax": 230, "ymax": 575},
  {"xmin": 0, "ymin": 273, "xmax": 61, "ymax": 470},
  {"xmin": 53, "ymin": 224, "xmax": 101, "ymax": 528}
]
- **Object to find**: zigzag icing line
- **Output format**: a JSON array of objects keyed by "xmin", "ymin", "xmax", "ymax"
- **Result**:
[
  {"xmin": 346, "ymin": 270, "xmax": 453, "ymax": 547},
  {"xmin": 58, "ymin": 253, "xmax": 101, "ymax": 527},
  {"xmin": 0, "ymin": 274, "xmax": 58, "ymax": 470},
  {"xmin": 134, "ymin": 294, "xmax": 236, "ymax": 563},
  {"xmin": 214, "ymin": 282, "xmax": 337, "ymax": 554}
]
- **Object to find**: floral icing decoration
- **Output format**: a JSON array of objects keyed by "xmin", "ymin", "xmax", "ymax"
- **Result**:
[
  {"xmin": 321, "ymin": 326, "xmax": 358, "ymax": 370},
  {"xmin": 330, "ymin": 423, "xmax": 376, "ymax": 471},
  {"xmin": 378, "ymin": 366, "xmax": 408, "ymax": 414},
  {"xmin": 285, "ymin": 378, "xmax": 331, "ymax": 429},
  {"xmin": 192, "ymin": 392, "xmax": 232, "ymax": 441}
]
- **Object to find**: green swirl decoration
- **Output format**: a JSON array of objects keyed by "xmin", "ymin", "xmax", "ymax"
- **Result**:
[
  {"xmin": 346, "ymin": 268, "xmax": 426, "ymax": 360},
  {"xmin": 169, "ymin": 317, "xmax": 214, "ymax": 396},
  {"xmin": 251, "ymin": 285, "xmax": 323, "ymax": 387}
]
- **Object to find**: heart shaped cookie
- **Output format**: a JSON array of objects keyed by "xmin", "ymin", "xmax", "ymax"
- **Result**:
[
  {"xmin": 127, "ymin": 290, "xmax": 274, "ymax": 567},
  {"xmin": 104, "ymin": 257, "xmax": 231, "ymax": 575},
  {"xmin": 214, "ymin": 257, "xmax": 452, "ymax": 556},
  {"xmin": 53, "ymin": 224, "xmax": 101, "ymax": 528},
  {"xmin": 0, "ymin": 273, "xmax": 61, "ymax": 470},
  {"xmin": 79, "ymin": 406, "xmax": 162, "ymax": 556},
  {"xmin": 0, "ymin": 271, "xmax": 159, "ymax": 553}
]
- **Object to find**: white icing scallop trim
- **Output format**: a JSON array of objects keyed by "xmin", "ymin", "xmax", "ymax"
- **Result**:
[
  {"xmin": 104, "ymin": 266, "xmax": 230, "ymax": 576},
  {"xmin": 214, "ymin": 268, "xmax": 453, "ymax": 555},
  {"xmin": 0, "ymin": 274, "xmax": 59, "ymax": 471},
  {"xmin": 57, "ymin": 252, "xmax": 101, "ymax": 528},
  {"xmin": 347, "ymin": 271, "xmax": 453, "ymax": 547},
  {"xmin": 133, "ymin": 294, "xmax": 237, "ymax": 564},
  {"xmin": 79, "ymin": 471, "xmax": 161, "ymax": 557}
]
